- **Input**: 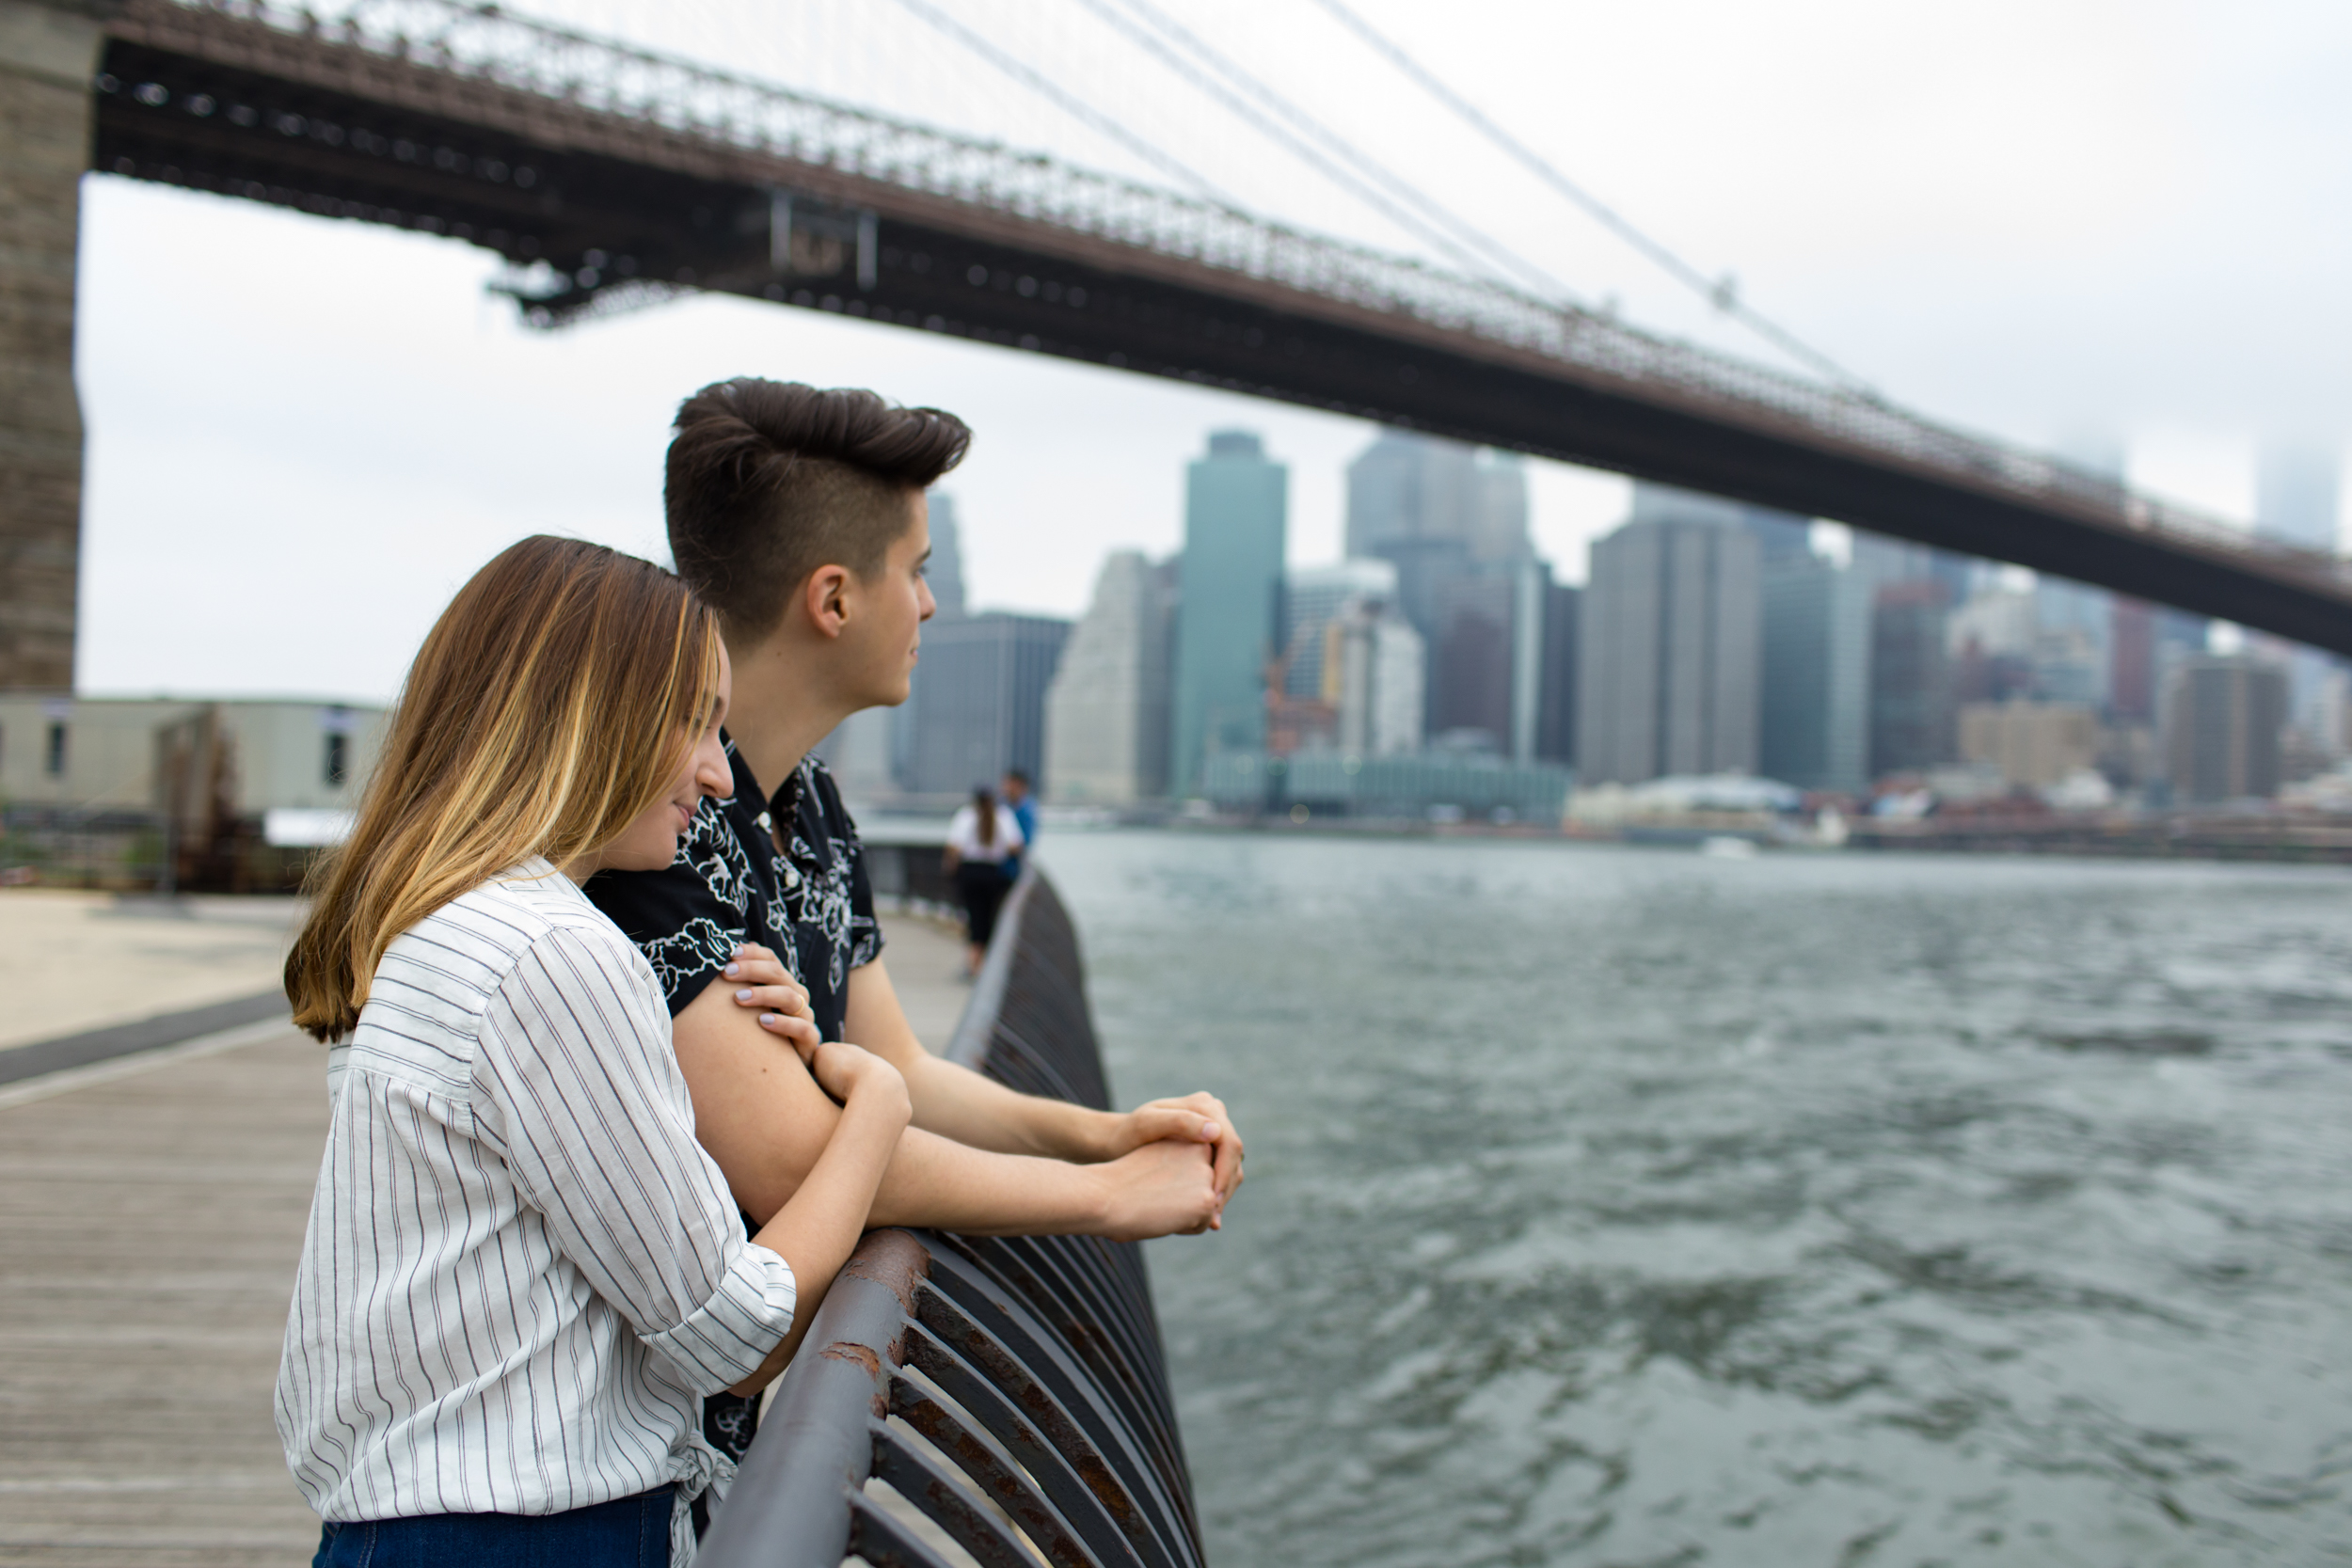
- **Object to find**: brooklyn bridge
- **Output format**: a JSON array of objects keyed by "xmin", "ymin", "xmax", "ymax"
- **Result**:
[{"xmin": 5, "ymin": 0, "xmax": 2349, "ymax": 689}]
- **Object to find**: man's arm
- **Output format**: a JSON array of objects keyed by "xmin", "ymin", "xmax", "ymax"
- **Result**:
[
  {"xmin": 674, "ymin": 974, "xmax": 1219, "ymax": 1239},
  {"xmin": 842, "ymin": 957, "xmax": 1245, "ymax": 1211}
]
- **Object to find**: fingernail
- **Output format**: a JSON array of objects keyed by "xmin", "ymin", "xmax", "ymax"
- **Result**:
[
  {"xmin": 1201, "ymin": 1122, "xmax": 1221, "ymax": 1141},
  {"xmin": 735, "ymin": 989, "xmax": 753, "ymax": 1002},
  {"xmin": 723, "ymin": 963, "xmax": 739, "ymax": 977},
  {"xmin": 759, "ymin": 1013, "xmax": 780, "ymax": 1026}
]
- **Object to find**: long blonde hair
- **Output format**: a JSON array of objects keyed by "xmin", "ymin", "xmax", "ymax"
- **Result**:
[{"xmin": 286, "ymin": 536, "xmax": 722, "ymax": 1041}]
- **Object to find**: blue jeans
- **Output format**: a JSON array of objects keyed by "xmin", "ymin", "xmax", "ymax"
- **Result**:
[{"xmin": 312, "ymin": 1485, "xmax": 673, "ymax": 1567}]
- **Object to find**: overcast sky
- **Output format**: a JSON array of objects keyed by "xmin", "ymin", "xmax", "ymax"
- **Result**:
[{"xmin": 72, "ymin": 0, "xmax": 2352, "ymax": 702}]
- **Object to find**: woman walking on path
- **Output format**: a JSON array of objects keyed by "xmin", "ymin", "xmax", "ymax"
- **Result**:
[
  {"xmin": 942, "ymin": 784, "xmax": 1024, "ymax": 977},
  {"xmin": 277, "ymin": 536, "xmax": 910, "ymax": 1567}
]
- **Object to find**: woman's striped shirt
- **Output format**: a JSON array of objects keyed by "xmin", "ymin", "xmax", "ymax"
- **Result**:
[{"xmin": 274, "ymin": 861, "xmax": 795, "ymax": 1560}]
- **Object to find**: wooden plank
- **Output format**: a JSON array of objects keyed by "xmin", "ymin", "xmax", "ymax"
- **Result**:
[{"xmin": 0, "ymin": 1029, "xmax": 325, "ymax": 1567}]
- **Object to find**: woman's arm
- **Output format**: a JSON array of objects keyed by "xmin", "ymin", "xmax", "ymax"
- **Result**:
[
  {"xmin": 475, "ymin": 927, "xmax": 862, "ymax": 1400},
  {"xmin": 726, "ymin": 1040, "xmax": 909, "ymax": 1393}
]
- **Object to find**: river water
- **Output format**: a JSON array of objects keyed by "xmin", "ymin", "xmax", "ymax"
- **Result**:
[{"xmin": 1035, "ymin": 832, "xmax": 2352, "ymax": 1568}]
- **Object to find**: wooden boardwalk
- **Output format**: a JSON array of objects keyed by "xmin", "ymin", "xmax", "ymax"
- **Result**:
[{"xmin": 0, "ymin": 912, "xmax": 971, "ymax": 1566}]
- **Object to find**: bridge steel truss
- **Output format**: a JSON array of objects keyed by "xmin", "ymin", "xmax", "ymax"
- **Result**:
[{"xmin": 78, "ymin": 0, "xmax": 2352, "ymax": 656}]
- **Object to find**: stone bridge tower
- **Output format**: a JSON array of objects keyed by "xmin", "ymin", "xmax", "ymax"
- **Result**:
[{"xmin": 0, "ymin": 0, "xmax": 109, "ymax": 690}]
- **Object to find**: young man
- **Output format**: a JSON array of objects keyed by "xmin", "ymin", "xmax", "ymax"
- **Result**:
[{"xmin": 587, "ymin": 378, "xmax": 1244, "ymax": 1471}]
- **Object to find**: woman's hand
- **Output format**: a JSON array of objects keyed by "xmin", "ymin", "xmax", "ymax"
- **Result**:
[
  {"xmin": 1101, "ymin": 1092, "xmax": 1244, "ymax": 1228},
  {"xmin": 805, "ymin": 1039, "xmax": 913, "ymax": 1127},
  {"xmin": 723, "ymin": 944, "xmax": 818, "ymax": 1053}
]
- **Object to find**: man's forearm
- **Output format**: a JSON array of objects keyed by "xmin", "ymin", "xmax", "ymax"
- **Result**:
[
  {"xmin": 845, "ymin": 958, "xmax": 1119, "ymax": 1162},
  {"xmin": 900, "ymin": 1052, "xmax": 1116, "ymax": 1163},
  {"xmin": 867, "ymin": 1123, "xmax": 1109, "ymax": 1234},
  {"xmin": 676, "ymin": 974, "xmax": 1212, "ymax": 1239}
]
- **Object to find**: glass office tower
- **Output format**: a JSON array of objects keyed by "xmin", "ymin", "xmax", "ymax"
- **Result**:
[{"xmin": 1171, "ymin": 431, "xmax": 1287, "ymax": 795}]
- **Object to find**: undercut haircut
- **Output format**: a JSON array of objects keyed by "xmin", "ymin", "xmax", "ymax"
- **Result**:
[{"xmin": 665, "ymin": 378, "xmax": 972, "ymax": 637}]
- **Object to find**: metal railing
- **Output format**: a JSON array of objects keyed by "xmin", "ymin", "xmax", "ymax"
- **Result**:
[{"xmin": 701, "ymin": 869, "xmax": 1199, "ymax": 1568}]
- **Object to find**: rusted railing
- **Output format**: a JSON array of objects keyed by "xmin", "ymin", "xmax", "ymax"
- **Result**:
[{"xmin": 700, "ymin": 869, "xmax": 1200, "ymax": 1568}]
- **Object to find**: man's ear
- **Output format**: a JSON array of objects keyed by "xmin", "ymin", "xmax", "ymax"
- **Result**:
[{"xmin": 803, "ymin": 564, "xmax": 852, "ymax": 640}]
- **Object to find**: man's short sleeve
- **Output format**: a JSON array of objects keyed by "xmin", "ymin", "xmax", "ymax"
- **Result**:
[
  {"xmin": 583, "ymin": 801, "xmax": 755, "ymax": 1017},
  {"xmin": 806, "ymin": 764, "xmax": 884, "ymax": 973}
]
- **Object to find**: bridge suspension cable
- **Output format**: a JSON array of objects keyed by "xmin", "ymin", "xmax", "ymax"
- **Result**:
[
  {"xmin": 1303, "ymin": 0, "xmax": 1873, "ymax": 396},
  {"xmin": 881, "ymin": 0, "xmax": 1243, "ymax": 210},
  {"xmin": 1070, "ymin": 0, "xmax": 1578, "ymax": 308}
]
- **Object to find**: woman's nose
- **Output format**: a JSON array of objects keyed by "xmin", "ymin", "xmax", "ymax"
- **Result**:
[{"xmin": 696, "ymin": 736, "xmax": 731, "ymax": 794}]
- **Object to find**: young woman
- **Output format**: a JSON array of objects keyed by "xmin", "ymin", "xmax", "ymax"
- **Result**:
[
  {"xmin": 941, "ymin": 784, "xmax": 1024, "ymax": 977},
  {"xmin": 277, "ymin": 536, "xmax": 909, "ymax": 1567}
]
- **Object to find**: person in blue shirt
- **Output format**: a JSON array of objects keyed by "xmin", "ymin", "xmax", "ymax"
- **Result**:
[{"xmin": 1000, "ymin": 768, "xmax": 1038, "ymax": 877}]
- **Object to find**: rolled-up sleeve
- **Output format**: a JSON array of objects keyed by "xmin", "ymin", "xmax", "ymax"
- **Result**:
[{"xmin": 470, "ymin": 923, "xmax": 796, "ymax": 1394}]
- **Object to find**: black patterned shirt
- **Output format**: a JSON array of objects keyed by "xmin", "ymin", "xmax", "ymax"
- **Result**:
[{"xmin": 585, "ymin": 737, "xmax": 882, "ymax": 1041}]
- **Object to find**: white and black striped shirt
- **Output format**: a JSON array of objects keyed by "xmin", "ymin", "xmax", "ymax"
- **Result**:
[{"xmin": 275, "ymin": 861, "xmax": 796, "ymax": 1561}]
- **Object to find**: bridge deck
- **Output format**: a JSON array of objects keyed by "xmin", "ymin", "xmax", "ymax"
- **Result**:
[{"xmin": 0, "ymin": 911, "xmax": 972, "ymax": 1567}]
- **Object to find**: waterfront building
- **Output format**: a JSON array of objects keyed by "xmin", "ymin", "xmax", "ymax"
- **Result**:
[
  {"xmin": 1958, "ymin": 699, "xmax": 2100, "ymax": 791},
  {"xmin": 2164, "ymin": 654, "xmax": 2287, "ymax": 803},
  {"xmin": 1851, "ymin": 531, "xmax": 1976, "ymax": 607},
  {"xmin": 1577, "ymin": 510, "xmax": 1761, "ymax": 785},
  {"xmin": 1042, "ymin": 550, "xmax": 1177, "ymax": 804},
  {"xmin": 1280, "ymin": 560, "xmax": 1398, "ymax": 701},
  {"xmin": 0, "ymin": 693, "xmax": 385, "ymax": 822},
  {"xmin": 1200, "ymin": 748, "xmax": 1569, "ymax": 822},
  {"xmin": 0, "ymin": 694, "xmax": 389, "ymax": 886},
  {"xmin": 901, "ymin": 612, "xmax": 1071, "ymax": 800},
  {"xmin": 1759, "ymin": 552, "xmax": 1870, "ymax": 795},
  {"xmin": 1741, "ymin": 505, "xmax": 1814, "ymax": 564},
  {"xmin": 1949, "ymin": 583, "xmax": 2038, "ymax": 707},
  {"xmin": 2108, "ymin": 596, "xmax": 2156, "ymax": 722},
  {"xmin": 812, "ymin": 706, "xmax": 897, "ymax": 803},
  {"xmin": 1171, "ymin": 431, "xmax": 1286, "ymax": 794},
  {"xmin": 1534, "ymin": 579, "xmax": 1580, "ymax": 766},
  {"xmin": 1323, "ymin": 598, "xmax": 1424, "ymax": 757},
  {"xmin": 1869, "ymin": 581, "xmax": 1954, "ymax": 778},
  {"xmin": 2033, "ymin": 576, "xmax": 2112, "ymax": 710},
  {"xmin": 925, "ymin": 494, "xmax": 968, "ymax": 619},
  {"xmin": 1343, "ymin": 431, "xmax": 1536, "ymax": 749}
]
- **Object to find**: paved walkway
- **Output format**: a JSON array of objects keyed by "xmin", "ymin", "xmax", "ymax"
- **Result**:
[
  {"xmin": 0, "ymin": 893, "xmax": 300, "ymax": 1054},
  {"xmin": 0, "ymin": 911, "xmax": 970, "ymax": 1566}
]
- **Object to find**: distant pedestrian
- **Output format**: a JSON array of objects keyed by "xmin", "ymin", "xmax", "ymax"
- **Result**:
[
  {"xmin": 943, "ymin": 785, "xmax": 1024, "ymax": 976},
  {"xmin": 1001, "ymin": 768, "xmax": 1038, "ymax": 875}
]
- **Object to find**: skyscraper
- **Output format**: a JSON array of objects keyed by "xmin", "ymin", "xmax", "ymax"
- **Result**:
[
  {"xmin": 1759, "ymin": 552, "xmax": 1870, "ymax": 793},
  {"xmin": 1171, "ymin": 431, "xmax": 1286, "ymax": 794},
  {"xmin": 1534, "ymin": 580, "xmax": 1580, "ymax": 766},
  {"xmin": 1042, "ymin": 551, "xmax": 1176, "ymax": 804},
  {"xmin": 2033, "ymin": 575, "xmax": 2112, "ymax": 710},
  {"xmin": 925, "ymin": 493, "xmax": 967, "ymax": 619},
  {"xmin": 1324, "ymin": 599, "xmax": 1424, "ymax": 757},
  {"xmin": 1577, "ymin": 513, "xmax": 1762, "ymax": 784},
  {"xmin": 1280, "ymin": 560, "xmax": 1399, "ymax": 701},
  {"xmin": 2165, "ymin": 655, "xmax": 2287, "ymax": 802},
  {"xmin": 1870, "ymin": 581, "xmax": 1955, "ymax": 777},
  {"xmin": 1344, "ymin": 431, "xmax": 1535, "ymax": 749},
  {"xmin": 902, "ymin": 612, "xmax": 1071, "ymax": 799}
]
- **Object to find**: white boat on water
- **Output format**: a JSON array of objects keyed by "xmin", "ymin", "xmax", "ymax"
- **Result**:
[{"xmin": 1700, "ymin": 835, "xmax": 1760, "ymax": 860}]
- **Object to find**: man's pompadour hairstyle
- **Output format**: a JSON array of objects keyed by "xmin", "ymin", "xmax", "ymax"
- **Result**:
[{"xmin": 665, "ymin": 378, "xmax": 972, "ymax": 636}]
